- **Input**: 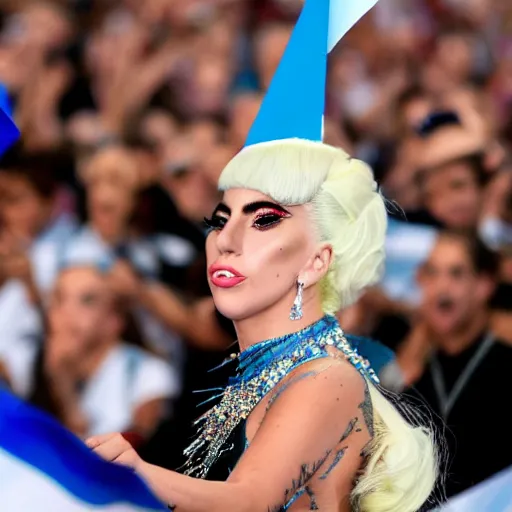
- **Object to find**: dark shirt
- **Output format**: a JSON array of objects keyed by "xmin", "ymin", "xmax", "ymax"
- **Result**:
[
  {"xmin": 140, "ymin": 341, "xmax": 237, "ymax": 471},
  {"xmin": 490, "ymin": 283, "xmax": 512, "ymax": 312},
  {"xmin": 413, "ymin": 333, "xmax": 512, "ymax": 498}
]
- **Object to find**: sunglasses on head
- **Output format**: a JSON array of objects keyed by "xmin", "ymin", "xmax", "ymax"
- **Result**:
[{"xmin": 416, "ymin": 111, "xmax": 461, "ymax": 138}]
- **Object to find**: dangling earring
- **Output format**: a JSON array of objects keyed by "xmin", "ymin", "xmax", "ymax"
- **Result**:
[{"xmin": 290, "ymin": 280, "xmax": 305, "ymax": 321}]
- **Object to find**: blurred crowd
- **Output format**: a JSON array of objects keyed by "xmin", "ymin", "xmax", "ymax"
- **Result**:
[{"xmin": 0, "ymin": 0, "xmax": 512, "ymax": 503}]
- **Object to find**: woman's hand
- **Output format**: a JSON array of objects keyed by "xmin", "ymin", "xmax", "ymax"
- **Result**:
[
  {"xmin": 108, "ymin": 261, "xmax": 143, "ymax": 301},
  {"xmin": 86, "ymin": 433, "xmax": 144, "ymax": 472}
]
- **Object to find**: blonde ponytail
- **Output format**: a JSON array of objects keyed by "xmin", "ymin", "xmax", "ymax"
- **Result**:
[{"xmin": 351, "ymin": 385, "xmax": 438, "ymax": 512}]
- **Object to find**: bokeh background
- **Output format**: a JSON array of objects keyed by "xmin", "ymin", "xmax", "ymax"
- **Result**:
[{"xmin": 0, "ymin": 0, "xmax": 512, "ymax": 504}]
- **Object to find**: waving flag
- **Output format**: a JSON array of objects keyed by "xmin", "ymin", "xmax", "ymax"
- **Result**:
[
  {"xmin": 0, "ymin": 83, "xmax": 20, "ymax": 156},
  {"xmin": 437, "ymin": 466, "xmax": 512, "ymax": 512},
  {"xmin": 245, "ymin": 0, "xmax": 379, "ymax": 147},
  {"xmin": 0, "ymin": 390, "xmax": 165, "ymax": 511},
  {"xmin": 328, "ymin": 0, "xmax": 379, "ymax": 52}
]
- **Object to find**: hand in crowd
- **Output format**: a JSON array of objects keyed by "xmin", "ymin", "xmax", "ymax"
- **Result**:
[
  {"xmin": 481, "ymin": 169, "xmax": 512, "ymax": 223},
  {"xmin": 394, "ymin": 322, "xmax": 433, "ymax": 388},
  {"xmin": 109, "ymin": 260, "xmax": 143, "ymax": 301},
  {"xmin": 0, "ymin": 230, "xmax": 37, "ymax": 299},
  {"xmin": 18, "ymin": 61, "xmax": 72, "ymax": 151}
]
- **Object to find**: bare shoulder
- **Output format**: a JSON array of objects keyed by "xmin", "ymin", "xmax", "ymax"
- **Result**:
[
  {"xmin": 261, "ymin": 355, "xmax": 369, "ymax": 432},
  {"xmin": 235, "ymin": 356, "xmax": 373, "ymax": 507},
  {"xmin": 271, "ymin": 355, "xmax": 366, "ymax": 402}
]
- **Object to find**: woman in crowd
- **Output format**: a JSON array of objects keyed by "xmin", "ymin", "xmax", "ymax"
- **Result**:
[
  {"xmin": 88, "ymin": 2, "xmax": 439, "ymax": 510},
  {"xmin": 30, "ymin": 264, "xmax": 178, "ymax": 440}
]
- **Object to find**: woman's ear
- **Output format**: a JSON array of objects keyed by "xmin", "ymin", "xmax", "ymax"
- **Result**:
[{"xmin": 301, "ymin": 243, "xmax": 333, "ymax": 289}]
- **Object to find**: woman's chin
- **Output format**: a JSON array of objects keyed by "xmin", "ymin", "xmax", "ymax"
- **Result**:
[{"xmin": 214, "ymin": 302, "xmax": 255, "ymax": 323}]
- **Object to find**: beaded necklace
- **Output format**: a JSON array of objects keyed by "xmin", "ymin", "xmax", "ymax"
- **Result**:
[{"xmin": 183, "ymin": 316, "xmax": 378, "ymax": 478}]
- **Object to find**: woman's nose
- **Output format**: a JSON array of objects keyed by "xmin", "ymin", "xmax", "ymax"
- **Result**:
[{"xmin": 215, "ymin": 220, "xmax": 242, "ymax": 255}]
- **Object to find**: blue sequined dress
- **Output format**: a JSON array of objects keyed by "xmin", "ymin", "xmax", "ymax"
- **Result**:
[{"xmin": 182, "ymin": 316, "xmax": 379, "ymax": 482}]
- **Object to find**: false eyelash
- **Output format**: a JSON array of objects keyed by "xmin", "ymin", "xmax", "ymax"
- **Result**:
[
  {"xmin": 204, "ymin": 216, "xmax": 227, "ymax": 232},
  {"xmin": 253, "ymin": 214, "xmax": 284, "ymax": 230}
]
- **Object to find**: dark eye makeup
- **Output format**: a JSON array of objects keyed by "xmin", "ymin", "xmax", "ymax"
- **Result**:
[
  {"xmin": 204, "ymin": 201, "xmax": 291, "ymax": 233},
  {"xmin": 204, "ymin": 214, "xmax": 228, "ymax": 232},
  {"xmin": 252, "ymin": 208, "xmax": 290, "ymax": 230}
]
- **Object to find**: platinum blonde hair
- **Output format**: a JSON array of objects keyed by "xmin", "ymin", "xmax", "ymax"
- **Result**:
[
  {"xmin": 219, "ymin": 138, "xmax": 438, "ymax": 512},
  {"xmin": 219, "ymin": 138, "xmax": 386, "ymax": 313}
]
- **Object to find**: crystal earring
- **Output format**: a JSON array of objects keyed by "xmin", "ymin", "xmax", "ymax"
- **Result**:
[{"xmin": 290, "ymin": 280, "xmax": 304, "ymax": 321}]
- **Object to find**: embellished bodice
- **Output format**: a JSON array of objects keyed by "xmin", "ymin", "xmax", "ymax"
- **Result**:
[{"xmin": 183, "ymin": 316, "xmax": 378, "ymax": 479}]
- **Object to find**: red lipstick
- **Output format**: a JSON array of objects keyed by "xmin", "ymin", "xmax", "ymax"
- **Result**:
[{"xmin": 209, "ymin": 264, "xmax": 246, "ymax": 288}]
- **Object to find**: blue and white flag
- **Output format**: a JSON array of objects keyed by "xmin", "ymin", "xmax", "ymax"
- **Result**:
[
  {"xmin": 246, "ymin": 0, "xmax": 379, "ymax": 147},
  {"xmin": 0, "ymin": 83, "xmax": 20, "ymax": 156},
  {"xmin": 0, "ymin": 390, "xmax": 165, "ymax": 511},
  {"xmin": 436, "ymin": 466, "xmax": 512, "ymax": 512}
]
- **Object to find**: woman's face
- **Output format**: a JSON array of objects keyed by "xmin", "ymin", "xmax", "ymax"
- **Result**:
[
  {"xmin": 87, "ymin": 182, "xmax": 135, "ymax": 239},
  {"xmin": 205, "ymin": 188, "xmax": 318, "ymax": 321},
  {"xmin": 48, "ymin": 267, "xmax": 118, "ymax": 350}
]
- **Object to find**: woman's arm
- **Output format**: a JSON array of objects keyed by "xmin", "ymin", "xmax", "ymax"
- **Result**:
[{"xmin": 88, "ymin": 360, "xmax": 372, "ymax": 512}]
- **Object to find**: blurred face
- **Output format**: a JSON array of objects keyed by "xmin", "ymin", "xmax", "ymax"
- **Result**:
[
  {"xmin": 162, "ymin": 135, "xmax": 219, "ymax": 222},
  {"xmin": 82, "ymin": 147, "xmax": 139, "ymax": 191},
  {"xmin": 0, "ymin": 174, "xmax": 51, "ymax": 238},
  {"xmin": 418, "ymin": 237, "xmax": 491, "ymax": 336},
  {"xmin": 87, "ymin": 182, "xmax": 135, "ymax": 239},
  {"xmin": 189, "ymin": 57, "xmax": 231, "ymax": 115},
  {"xmin": 187, "ymin": 121, "xmax": 220, "ymax": 154},
  {"xmin": 436, "ymin": 35, "xmax": 473, "ymax": 83},
  {"xmin": 140, "ymin": 111, "xmax": 178, "ymax": 155},
  {"xmin": 198, "ymin": 144, "xmax": 235, "ymax": 186},
  {"xmin": 49, "ymin": 267, "xmax": 120, "ymax": 349},
  {"xmin": 229, "ymin": 95, "xmax": 262, "ymax": 148},
  {"xmin": 255, "ymin": 25, "xmax": 292, "ymax": 89},
  {"xmin": 423, "ymin": 161, "xmax": 481, "ymax": 230},
  {"xmin": 205, "ymin": 189, "xmax": 317, "ymax": 321},
  {"xmin": 83, "ymin": 148, "xmax": 139, "ymax": 238}
]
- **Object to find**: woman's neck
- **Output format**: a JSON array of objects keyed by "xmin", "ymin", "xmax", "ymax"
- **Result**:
[{"xmin": 234, "ymin": 302, "xmax": 326, "ymax": 351}]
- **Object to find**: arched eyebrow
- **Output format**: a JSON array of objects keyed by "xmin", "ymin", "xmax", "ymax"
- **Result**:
[
  {"xmin": 212, "ymin": 201, "xmax": 291, "ymax": 217},
  {"xmin": 212, "ymin": 203, "xmax": 231, "ymax": 216},
  {"xmin": 242, "ymin": 201, "xmax": 291, "ymax": 215}
]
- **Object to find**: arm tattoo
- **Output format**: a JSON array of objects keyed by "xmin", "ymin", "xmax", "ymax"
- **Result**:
[
  {"xmin": 269, "ymin": 455, "xmax": 328, "ymax": 511},
  {"xmin": 269, "ymin": 417, "xmax": 362, "ymax": 511},
  {"xmin": 358, "ymin": 381, "xmax": 374, "ymax": 437},
  {"xmin": 319, "ymin": 417, "xmax": 358, "ymax": 480}
]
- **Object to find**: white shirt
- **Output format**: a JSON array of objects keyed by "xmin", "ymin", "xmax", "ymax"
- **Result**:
[
  {"xmin": 0, "ymin": 214, "xmax": 77, "ymax": 394},
  {"xmin": 81, "ymin": 344, "xmax": 179, "ymax": 437}
]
